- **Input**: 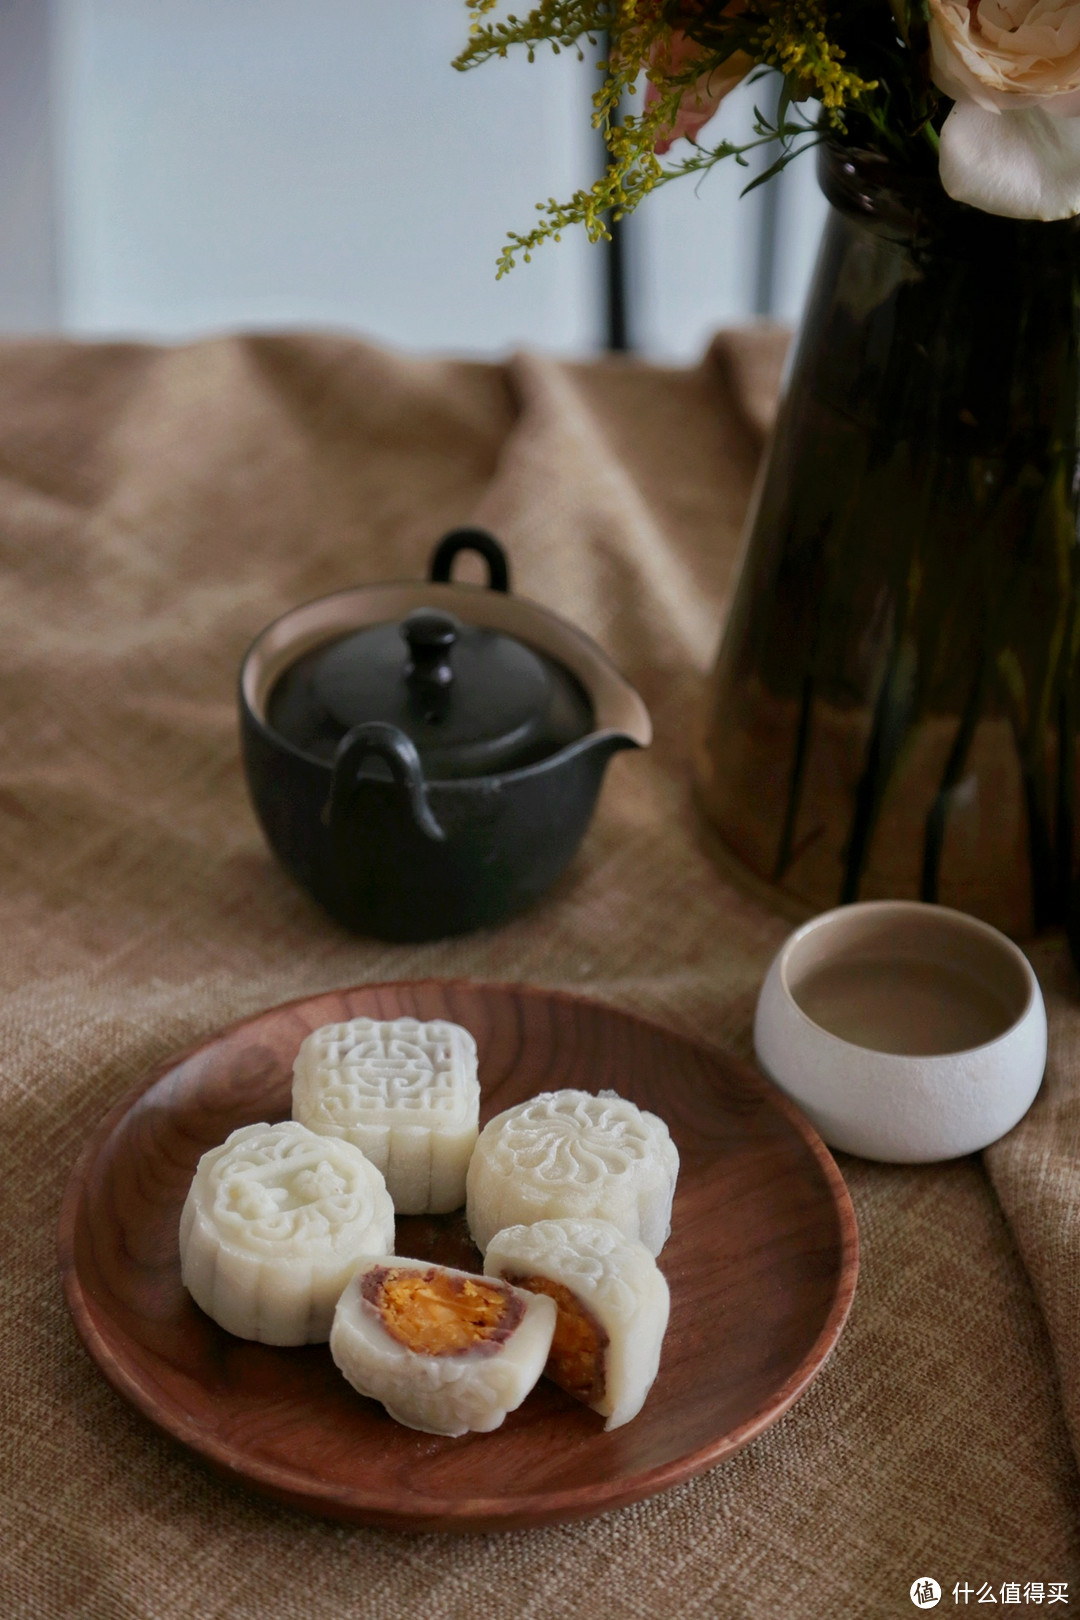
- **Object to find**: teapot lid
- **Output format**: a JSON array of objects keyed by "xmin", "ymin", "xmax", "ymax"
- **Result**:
[{"xmin": 266, "ymin": 534, "xmax": 594, "ymax": 779}]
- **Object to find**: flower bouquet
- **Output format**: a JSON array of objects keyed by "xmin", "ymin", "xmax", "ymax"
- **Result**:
[
  {"xmin": 459, "ymin": 4, "xmax": 1080, "ymax": 943},
  {"xmin": 457, "ymin": 3, "xmax": 1080, "ymax": 264}
]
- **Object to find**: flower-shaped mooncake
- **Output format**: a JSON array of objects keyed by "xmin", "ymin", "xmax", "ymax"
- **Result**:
[
  {"xmin": 465, "ymin": 1089, "xmax": 679, "ymax": 1256},
  {"xmin": 179, "ymin": 1120, "xmax": 394, "ymax": 1344}
]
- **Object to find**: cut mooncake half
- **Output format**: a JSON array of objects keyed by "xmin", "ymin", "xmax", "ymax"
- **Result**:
[
  {"xmin": 485, "ymin": 1217, "xmax": 670, "ymax": 1430},
  {"xmin": 179, "ymin": 1120, "xmax": 395, "ymax": 1345},
  {"xmin": 466, "ymin": 1088, "xmax": 679, "ymax": 1256},
  {"xmin": 330, "ymin": 1256, "xmax": 556, "ymax": 1437},
  {"xmin": 292, "ymin": 1017, "xmax": 480, "ymax": 1214}
]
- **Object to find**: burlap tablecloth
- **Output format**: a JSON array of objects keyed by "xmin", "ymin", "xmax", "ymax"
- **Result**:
[{"xmin": 3, "ymin": 328, "xmax": 1078, "ymax": 1619}]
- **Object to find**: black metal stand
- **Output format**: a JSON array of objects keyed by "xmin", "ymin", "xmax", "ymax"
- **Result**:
[{"xmin": 600, "ymin": 32, "xmax": 630, "ymax": 352}]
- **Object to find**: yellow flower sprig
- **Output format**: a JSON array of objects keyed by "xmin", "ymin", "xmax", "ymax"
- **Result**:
[
  {"xmin": 455, "ymin": 2, "xmax": 906, "ymax": 274},
  {"xmin": 747, "ymin": 1, "xmax": 876, "ymax": 115}
]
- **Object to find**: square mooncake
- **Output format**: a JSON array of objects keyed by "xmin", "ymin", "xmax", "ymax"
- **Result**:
[{"xmin": 292, "ymin": 1017, "xmax": 480, "ymax": 1214}]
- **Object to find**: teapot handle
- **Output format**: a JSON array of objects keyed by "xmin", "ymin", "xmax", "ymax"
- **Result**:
[
  {"xmin": 429, "ymin": 528, "xmax": 510, "ymax": 594},
  {"xmin": 325, "ymin": 722, "xmax": 445, "ymax": 842}
]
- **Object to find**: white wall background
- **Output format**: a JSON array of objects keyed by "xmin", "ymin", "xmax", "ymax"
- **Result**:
[
  {"xmin": 0, "ymin": 0, "xmax": 61, "ymax": 330},
  {"xmin": 626, "ymin": 78, "xmax": 828, "ymax": 359},
  {"xmin": 0, "ymin": 0, "xmax": 828, "ymax": 357}
]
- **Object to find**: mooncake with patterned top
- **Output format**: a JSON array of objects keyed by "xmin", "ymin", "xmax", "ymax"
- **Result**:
[
  {"xmin": 465, "ymin": 1089, "xmax": 679, "ymax": 1256},
  {"xmin": 293, "ymin": 1017, "xmax": 480, "ymax": 1214},
  {"xmin": 179, "ymin": 1120, "xmax": 395, "ymax": 1345},
  {"xmin": 485, "ymin": 1216, "xmax": 670, "ymax": 1430}
]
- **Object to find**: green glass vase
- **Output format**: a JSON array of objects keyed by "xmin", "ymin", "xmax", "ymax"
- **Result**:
[{"xmin": 696, "ymin": 145, "xmax": 1080, "ymax": 938}]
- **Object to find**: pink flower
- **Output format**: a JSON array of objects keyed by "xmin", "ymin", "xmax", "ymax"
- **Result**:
[
  {"xmin": 929, "ymin": 0, "xmax": 1080, "ymax": 218},
  {"xmin": 645, "ymin": 27, "xmax": 752, "ymax": 154}
]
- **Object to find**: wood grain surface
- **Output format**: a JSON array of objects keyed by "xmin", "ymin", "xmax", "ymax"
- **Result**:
[{"xmin": 58, "ymin": 980, "xmax": 859, "ymax": 1533}]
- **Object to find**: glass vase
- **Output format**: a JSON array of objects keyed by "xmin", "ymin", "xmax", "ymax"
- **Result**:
[{"xmin": 696, "ymin": 145, "xmax": 1080, "ymax": 939}]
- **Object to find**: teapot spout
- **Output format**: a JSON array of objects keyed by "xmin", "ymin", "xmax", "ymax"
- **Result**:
[
  {"xmin": 585, "ymin": 673, "xmax": 652, "ymax": 754},
  {"xmin": 559, "ymin": 726, "xmax": 646, "ymax": 777},
  {"xmin": 589, "ymin": 728, "xmax": 646, "ymax": 760}
]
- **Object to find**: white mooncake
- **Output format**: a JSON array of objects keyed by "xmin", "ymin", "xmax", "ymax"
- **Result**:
[
  {"xmin": 179, "ymin": 1120, "xmax": 395, "ymax": 1345},
  {"xmin": 330, "ymin": 1256, "xmax": 557, "ymax": 1436},
  {"xmin": 484, "ymin": 1217, "xmax": 670, "ymax": 1430},
  {"xmin": 292, "ymin": 1017, "xmax": 480, "ymax": 1214},
  {"xmin": 466, "ymin": 1089, "xmax": 679, "ymax": 1256}
]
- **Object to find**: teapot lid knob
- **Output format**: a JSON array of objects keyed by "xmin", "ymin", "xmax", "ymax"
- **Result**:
[{"xmin": 402, "ymin": 608, "xmax": 459, "ymax": 690}]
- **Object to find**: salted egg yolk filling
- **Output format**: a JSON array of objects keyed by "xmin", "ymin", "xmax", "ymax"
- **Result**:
[
  {"xmin": 508, "ymin": 1274, "xmax": 609, "ymax": 1404},
  {"xmin": 362, "ymin": 1266, "xmax": 524, "ymax": 1357}
]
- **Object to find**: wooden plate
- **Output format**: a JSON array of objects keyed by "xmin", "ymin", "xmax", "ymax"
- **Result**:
[{"xmin": 58, "ymin": 980, "xmax": 858, "ymax": 1533}]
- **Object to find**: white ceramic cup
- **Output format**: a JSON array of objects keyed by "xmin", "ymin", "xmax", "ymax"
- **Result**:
[{"xmin": 754, "ymin": 901, "xmax": 1047, "ymax": 1162}]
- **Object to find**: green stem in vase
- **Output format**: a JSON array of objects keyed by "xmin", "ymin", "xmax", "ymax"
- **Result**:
[
  {"xmin": 1056, "ymin": 681, "xmax": 1074, "ymax": 909},
  {"xmin": 999, "ymin": 449, "xmax": 1077, "ymax": 925},
  {"xmin": 841, "ymin": 633, "xmax": 917, "ymax": 903},
  {"xmin": 774, "ymin": 669, "xmax": 816, "ymax": 882},
  {"xmin": 1055, "ymin": 544, "xmax": 1080, "ymax": 904},
  {"xmin": 920, "ymin": 647, "xmax": 989, "ymax": 903},
  {"xmin": 1046, "ymin": 552, "xmax": 1078, "ymax": 922},
  {"xmin": 919, "ymin": 462, "xmax": 1056, "ymax": 907}
]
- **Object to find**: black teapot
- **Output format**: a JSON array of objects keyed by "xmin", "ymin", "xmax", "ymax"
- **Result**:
[{"xmin": 239, "ymin": 530, "xmax": 651, "ymax": 940}]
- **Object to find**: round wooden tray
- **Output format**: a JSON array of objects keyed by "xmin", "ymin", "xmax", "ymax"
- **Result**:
[{"xmin": 58, "ymin": 979, "xmax": 858, "ymax": 1533}]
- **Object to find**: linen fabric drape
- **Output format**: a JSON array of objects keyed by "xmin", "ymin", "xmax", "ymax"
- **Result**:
[{"xmin": 1, "ymin": 328, "xmax": 1076, "ymax": 1618}]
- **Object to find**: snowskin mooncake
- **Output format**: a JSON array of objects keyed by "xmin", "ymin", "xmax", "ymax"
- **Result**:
[
  {"xmin": 179, "ymin": 1120, "xmax": 395, "ymax": 1345},
  {"xmin": 292, "ymin": 1017, "xmax": 480, "ymax": 1214},
  {"xmin": 330, "ymin": 1256, "xmax": 557, "ymax": 1436},
  {"xmin": 466, "ymin": 1089, "xmax": 679, "ymax": 1256},
  {"xmin": 484, "ymin": 1217, "xmax": 670, "ymax": 1430}
]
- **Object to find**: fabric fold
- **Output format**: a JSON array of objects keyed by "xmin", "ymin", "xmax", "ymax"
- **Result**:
[{"xmin": 1, "ymin": 328, "xmax": 1076, "ymax": 1620}]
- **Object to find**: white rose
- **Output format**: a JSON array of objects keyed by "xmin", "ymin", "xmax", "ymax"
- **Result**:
[{"xmin": 928, "ymin": 0, "xmax": 1080, "ymax": 219}]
